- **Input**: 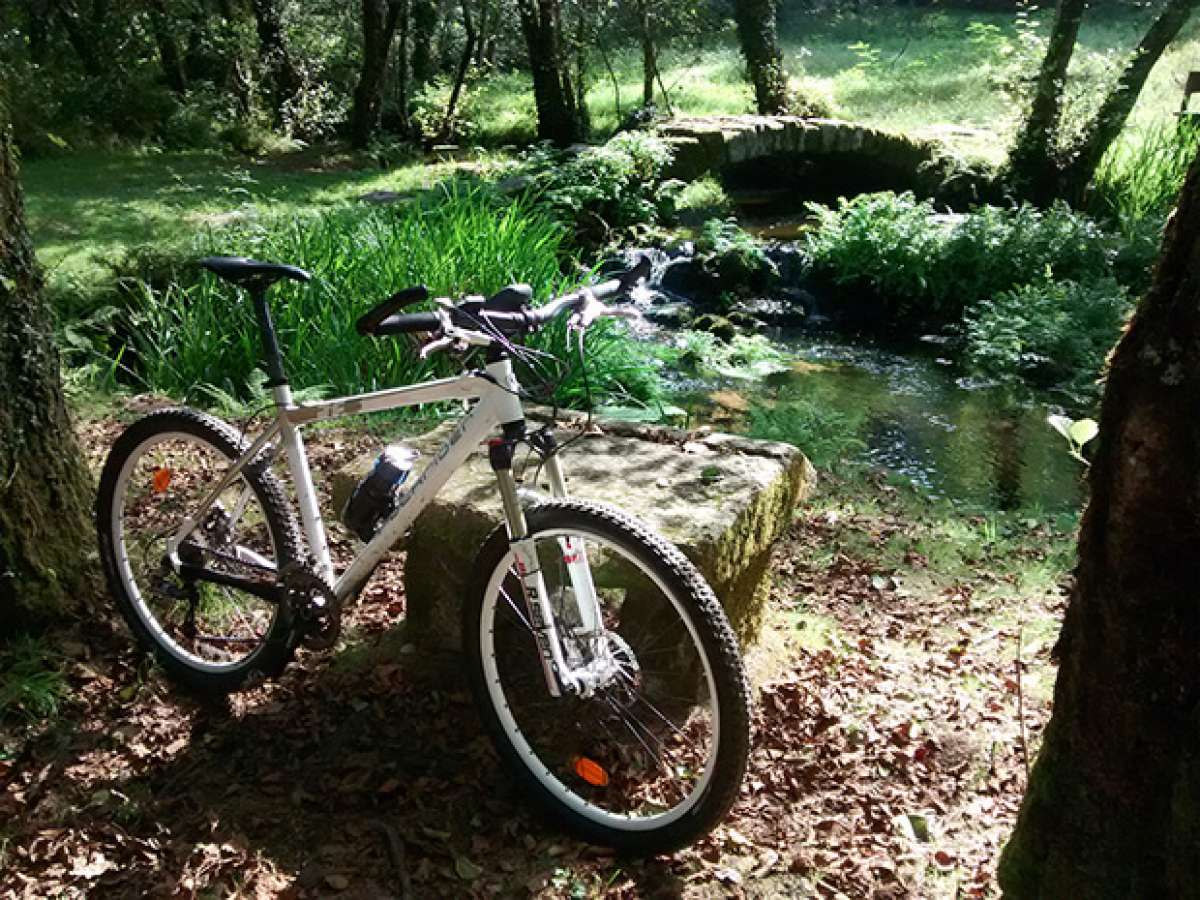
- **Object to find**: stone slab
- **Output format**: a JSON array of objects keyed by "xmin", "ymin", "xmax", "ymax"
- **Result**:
[{"xmin": 332, "ymin": 416, "xmax": 814, "ymax": 650}]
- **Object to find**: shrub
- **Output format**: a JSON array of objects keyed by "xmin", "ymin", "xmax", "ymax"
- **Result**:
[
  {"xmin": 1091, "ymin": 120, "xmax": 1200, "ymax": 231},
  {"xmin": 116, "ymin": 185, "xmax": 661, "ymax": 410},
  {"xmin": 803, "ymin": 191, "xmax": 1120, "ymax": 324},
  {"xmin": 803, "ymin": 192, "xmax": 946, "ymax": 317},
  {"xmin": 964, "ymin": 277, "xmax": 1131, "ymax": 396},
  {"xmin": 674, "ymin": 176, "xmax": 733, "ymax": 226},
  {"xmin": 515, "ymin": 132, "xmax": 680, "ymax": 249},
  {"xmin": 747, "ymin": 399, "xmax": 866, "ymax": 469},
  {"xmin": 691, "ymin": 219, "xmax": 777, "ymax": 301}
]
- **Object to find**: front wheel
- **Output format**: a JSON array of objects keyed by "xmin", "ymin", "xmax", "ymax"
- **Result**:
[{"xmin": 464, "ymin": 500, "xmax": 751, "ymax": 854}]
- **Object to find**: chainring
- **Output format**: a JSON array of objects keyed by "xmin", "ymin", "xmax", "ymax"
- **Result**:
[{"xmin": 279, "ymin": 562, "xmax": 342, "ymax": 650}]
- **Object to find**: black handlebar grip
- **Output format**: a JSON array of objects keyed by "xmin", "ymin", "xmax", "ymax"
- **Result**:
[
  {"xmin": 372, "ymin": 311, "xmax": 443, "ymax": 335},
  {"xmin": 356, "ymin": 286, "xmax": 430, "ymax": 335}
]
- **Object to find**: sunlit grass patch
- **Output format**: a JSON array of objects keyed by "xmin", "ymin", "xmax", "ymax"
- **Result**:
[{"xmin": 0, "ymin": 636, "xmax": 69, "ymax": 723}]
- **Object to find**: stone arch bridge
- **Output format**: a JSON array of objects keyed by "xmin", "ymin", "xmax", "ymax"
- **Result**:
[{"xmin": 655, "ymin": 115, "xmax": 961, "ymax": 200}]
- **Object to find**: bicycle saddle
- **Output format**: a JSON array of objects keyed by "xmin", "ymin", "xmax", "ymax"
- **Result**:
[{"xmin": 199, "ymin": 256, "xmax": 312, "ymax": 288}]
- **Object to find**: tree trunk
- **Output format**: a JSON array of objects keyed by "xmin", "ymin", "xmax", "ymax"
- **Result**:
[
  {"xmin": 636, "ymin": 0, "xmax": 655, "ymax": 107},
  {"xmin": 733, "ymin": 0, "xmax": 789, "ymax": 114},
  {"xmin": 1060, "ymin": 0, "xmax": 1200, "ymax": 202},
  {"xmin": 148, "ymin": 0, "xmax": 188, "ymax": 95},
  {"xmin": 410, "ymin": 0, "xmax": 437, "ymax": 88},
  {"xmin": 22, "ymin": 0, "xmax": 52, "ymax": 65},
  {"xmin": 1006, "ymin": 0, "xmax": 1086, "ymax": 198},
  {"xmin": 441, "ymin": 0, "xmax": 476, "ymax": 139},
  {"xmin": 515, "ymin": 0, "xmax": 585, "ymax": 145},
  {"xmin": 0, "ymin": 125, "xmax": 95, "ymax": 625},
  {"xmin": 999, "ymin": 147, "xmax": 1200, "ymax": 895},
  {"xmin": 350, "ymin": 0, "xmax": 403, "ymax": 148},
  {"xmin": 394, "ymin": 0, "xmax": 412, "ymax": 134},
  {"xmin": 52, "ymin": 0, "xmax": 103, "ymax": 76},
  {"xmin": 250, "ymin": 0, "xmax": 303, "ymax": 117}
]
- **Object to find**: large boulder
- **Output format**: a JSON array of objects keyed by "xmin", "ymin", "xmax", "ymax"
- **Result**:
[{"xmin": 331, "ymin": 416, "xmax": 814, "ymax": 650}]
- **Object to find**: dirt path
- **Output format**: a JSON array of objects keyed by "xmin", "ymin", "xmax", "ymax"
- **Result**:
[{"xmin": 1, "ymin": 416, "xmax": 1070, "ymax": 898}]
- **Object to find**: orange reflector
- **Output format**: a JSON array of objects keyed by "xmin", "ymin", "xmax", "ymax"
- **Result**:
[
  {"xmin": 152, "ymin": 468, "xmax": 172, "ymax": 494},
  {"xmin": 572, "ymin": 756, "xmax": 609, "ymax": 787}
]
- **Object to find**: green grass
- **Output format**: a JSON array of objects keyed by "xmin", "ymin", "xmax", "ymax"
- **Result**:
[
  {"xmin": 0, "ymin": 636, "xmax": 69, "ymax": 723},
  {"xmin": 23, "ymin": 148, "xmax": 472, "ymax": 312},
  {"xmin": 463, "ymin": 7, "xmax": 1200, "ymax": 162},
  {"xmin": 25, "ymin": 7, "xmax": 1200, "ymax": 313},
  {"xmin": 1092, "ymin": 118, "xmax": 1200, "ymax": 228},
  {"xmin": 115, "ymin": 184, "xmax": 661, "ymax": 408}
]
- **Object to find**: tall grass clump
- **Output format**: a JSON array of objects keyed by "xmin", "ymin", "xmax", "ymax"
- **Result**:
[
  {"xmin": 1092, "ymin": 119, "xmax": 1200, "ymax": 229},
  {"xmin": 1090, "ymin": 119, "xmax": 1200, "ymax": 290},
  {"xmin": 121, "ymin": 184, "xmax": 661, "ymax": 409},
  {"xmin": 0, "ymin": 636, "xmax": 68, "ymax": 723}
]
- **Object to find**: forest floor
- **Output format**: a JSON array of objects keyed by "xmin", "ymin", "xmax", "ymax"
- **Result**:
[{"xmin": 0, "ymin": 403, "xmax": 1073, "ymax": 898}]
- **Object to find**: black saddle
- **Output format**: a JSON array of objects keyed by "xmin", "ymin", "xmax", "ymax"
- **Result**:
[{"xmin": 199, "ymin": 256, "xmax": 312, "ymax": 289}]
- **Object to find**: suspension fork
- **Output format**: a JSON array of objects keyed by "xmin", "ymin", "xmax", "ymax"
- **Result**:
[
  {"xmin": 539, "ymin": 433, "xmax": 602, "ymax": 637},
  {"xmin": 491, "ymin": 434, "xmax": 574, "ymax": 697}
]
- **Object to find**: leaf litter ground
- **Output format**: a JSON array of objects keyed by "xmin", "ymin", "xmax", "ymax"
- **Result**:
[{"xmin": 0, "ymin": 405, "xmax": 1071, "ymax": 898}]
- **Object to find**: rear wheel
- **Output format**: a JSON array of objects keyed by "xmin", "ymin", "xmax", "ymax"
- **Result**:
[
  {"xmin": 464, "ymin": 500, "xmax": 751, "ymax": 854},
  {"xmin": 96, "ymin": 408, "xmax": 301, "ymax": 694}
]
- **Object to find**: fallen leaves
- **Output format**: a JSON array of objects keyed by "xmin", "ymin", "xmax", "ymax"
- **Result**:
[{"xmin": 0, "ymin": 419, "xmax": 1068, "ymax": 899}]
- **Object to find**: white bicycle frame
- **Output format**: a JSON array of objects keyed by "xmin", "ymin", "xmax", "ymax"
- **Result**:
[{"xmin": 164, "ymin": 356, "xmax": 603, "ymax": 697}]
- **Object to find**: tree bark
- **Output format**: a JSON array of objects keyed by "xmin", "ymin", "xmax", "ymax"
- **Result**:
[
  {"xmin": 410, "ymin": 0, "xmax": 437, "ymax": 88},
  {"xmin": 393, "ymin": 0, "xmax": 412, "ymax": 134},
  {"xmin": 1060, "ymin": 0, "xmax": 1200, "ymax": 202},
  {"xmin": 350, "ymin": 0, "xmax": 404, "ymax": 148},
  {"xmin": 441, "ymin": 0, "xmax": 476, "ymax": 139},
  {"xmin": 733, "ymin": 0, "xmax": 790, "ymax": 114},
  {"xmin": 0, "ymin": 125, "xmax": 95, "ymax": 625},
  {"xmin": 515, "ymin": 0, "xmax": 585, "ymax": 145},
  {"xmin": 635, "ymin": 0, "xmax": 656, "ymax": 106},
  {"xmin": 1006, "ymin": 0, "xmax": 1086, "ymax": 198},
  {"xmin": 51, "ymin": 0, "xmax": 103, "ymax": 77},
  {"xmin": 999, "ymin": 147, "xmax": 1200, "ymax": 895},
  {"xmin": 250, "ymin": 0, "xmax": 303, "ymax": 117},
  {"xmin": 148, "ymin": 0, "xmax": 188, "ymax": 95}
]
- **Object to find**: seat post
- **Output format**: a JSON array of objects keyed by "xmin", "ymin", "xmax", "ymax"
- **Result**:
[{"xmin": 249, "ymin": 282, "xmax": 289, "ymax": 388}]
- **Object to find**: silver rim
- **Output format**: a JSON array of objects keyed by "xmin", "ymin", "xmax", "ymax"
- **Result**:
[
  {"xmin": 110, "ymin": 431, "xmax": 281, "ymax": 673},
  {"xmin": 479, "ymin": 526, "xmax": 720, "ymax": 831}
]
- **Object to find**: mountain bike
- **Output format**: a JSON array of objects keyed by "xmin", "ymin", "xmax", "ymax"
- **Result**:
[{"xmin": 95, "ymin": 256, "xmax": 751, "ymax": 853}]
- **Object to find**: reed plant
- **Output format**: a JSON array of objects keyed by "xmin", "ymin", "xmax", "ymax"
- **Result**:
[
  {"xmin": 1091, "ymin": 118, "xmax": 1200, "ymax": 231},
  {"xmin": 122, "ymin": 184, "xmax": 661, "ymax": 409}
]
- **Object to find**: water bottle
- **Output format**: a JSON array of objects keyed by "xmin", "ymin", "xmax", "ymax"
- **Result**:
[{"xmin": 342, "ymin": 444, "xmax": 419, "ymax": 542}]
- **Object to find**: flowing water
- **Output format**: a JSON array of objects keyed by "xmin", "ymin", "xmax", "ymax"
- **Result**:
[{"xmin": 668, "ymin": 332, "xmax": 1088, "ymax": 515}]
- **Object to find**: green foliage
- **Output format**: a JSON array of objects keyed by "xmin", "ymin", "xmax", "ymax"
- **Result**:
[
  {"xmin": 964, "ymin": 277, "xmax": 1131, "ymax": 395},
  {"xmin": 746, "ymin": 399, "xmax": 867, "ymax": 469},
  {"xmin": 515, "ymin": 132, "xmax": 680, "ymax": 248},
  {"xmin": 674, "ymin": 176, "xmax": 734, "ymax": 225},
  {"xmin": 0, "ymin": 637, "xmax": 68, "ymax": 723},
  {"xmin": 1090, "ymin": 119, "xmax": 1200, "ymax": 290},
  {"xmin": 804, "ymin": 192, "xmax": 1120, "ymax": 323},
  {"xmin": 660, "ymin": 330, "xmax": 788, "ymax": 380},
  {"xmin": 114, "ymin": 185, "xmax": 658, "ymax": 410},
  {"xmin": 694, "ymin": 218, "xmax": 777, "ymax": 297}
]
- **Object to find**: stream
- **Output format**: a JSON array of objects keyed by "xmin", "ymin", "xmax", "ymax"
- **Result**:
[{"xmin": 666, "ymin": 331, "xmax": 1087, "ymax": 515}]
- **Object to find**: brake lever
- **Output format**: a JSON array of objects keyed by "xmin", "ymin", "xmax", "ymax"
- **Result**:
[{"xmin": 419, "ymin": 335, "xmax": 456, "ymax": 359}]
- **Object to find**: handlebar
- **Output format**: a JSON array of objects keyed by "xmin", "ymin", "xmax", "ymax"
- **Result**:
[{"xmin": 369, "ymin": 258, "xmax": 650, "ymax": 340}]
